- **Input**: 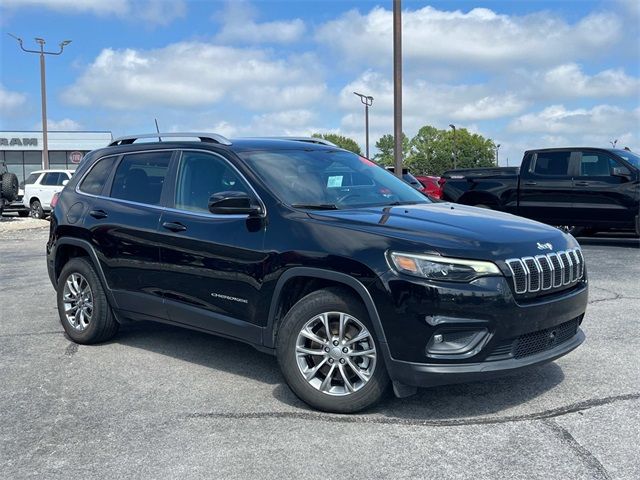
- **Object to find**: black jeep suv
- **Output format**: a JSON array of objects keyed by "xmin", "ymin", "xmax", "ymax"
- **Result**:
[{"xmin": 47, "ymin": 133, "xmax": 588, "ymax": 413}]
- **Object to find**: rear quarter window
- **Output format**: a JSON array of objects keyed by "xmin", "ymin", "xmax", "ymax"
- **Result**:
[{"xmin": 79, "ymin": 157, "xmax": 117, "ymax": 195}]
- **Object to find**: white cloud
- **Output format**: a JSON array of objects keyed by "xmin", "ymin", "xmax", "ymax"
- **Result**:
[
  {"xmin": 1, "ymin": 0, "xmax": 185, "ymax": 25},
  {"xmin": 535, "ymin": 64, "xmax": 640, "ymax": 98},
  {"xmin": 62, "ymin": 42, "xmax": 326, "ymax": 110},
  {"xmin": 509, "ymin": 104, "xmax": 639, "ymax": 137},
  {"xmin": 0, "ymin": 84, "xmax": 27, "ymax": 116},
  {"xmin": 215, "ymin": 0, "xmax": 304, "ymax": 44},
  {"xmin": 316, "ymin": 6, "xmax": 622, "ymax": 69},
  {"xmin": 37, "ymin": 118, "xmax": 83, "ymax": 130},
  {"xmin": 337, "ymin": 71, "xmax": 526, "ymax": 136}
]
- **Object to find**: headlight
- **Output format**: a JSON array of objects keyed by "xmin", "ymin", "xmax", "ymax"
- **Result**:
[{"xmin": 388, "ymin": 251, "xmax": 501, "ymax": 282}]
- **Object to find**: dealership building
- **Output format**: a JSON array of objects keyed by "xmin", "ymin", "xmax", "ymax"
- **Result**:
[{"xmin": 0, "ymin": 131, "xmax": 113, "ymax": 184}]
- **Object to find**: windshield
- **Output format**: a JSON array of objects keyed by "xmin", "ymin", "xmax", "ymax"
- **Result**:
[
  {"xmin": 239, "ymin": 149, "xmax": 430, "ymax": 209},
  {"xmin": 612, "ymin": 149, "xmax": 640, "ymax": 168}
]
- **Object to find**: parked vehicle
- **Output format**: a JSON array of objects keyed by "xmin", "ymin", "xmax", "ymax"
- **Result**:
[
  {"xmin": 48, "ymin": 133, "xmax": 588, "ymax": 413},
  {"xmin": 0, "ymin": 162, "xmax": 19, "ymax": 217},
  {"xmin": 23, "ymin": 169, "xmax": 74, "ymax": 219},
  {"xmin": 385, "ymin": 167, "xmax": 427, "ymax": 194},
  {"xmin": 441, "ymin": 147, "xmax": 640, "ymax": 236},
  {"xmin": 415, "ymin": 175, "xmax": 442, "ymax": 199}
]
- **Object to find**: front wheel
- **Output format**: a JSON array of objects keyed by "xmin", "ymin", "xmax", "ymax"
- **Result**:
[
  {"xmin": 30, "ymin": 199, "xmax": 45, "ymax": 219},
  {"xmin": 276, "ymin": 288, "xmax": 389, "ymax": 413}
]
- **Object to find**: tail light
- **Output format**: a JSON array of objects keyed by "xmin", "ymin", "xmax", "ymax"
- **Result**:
[{"xmin": 51, "ymin": 192, "xmax": 60, "ymax": 209}]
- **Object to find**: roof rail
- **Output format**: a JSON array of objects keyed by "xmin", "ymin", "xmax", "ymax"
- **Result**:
[
  {"xmin": 108, "ymin": 132, "xmax": 232, "ymax": 147},
  {"xmin": 267, "ymin": 136, "xmax": 338, "ymax": 147}
]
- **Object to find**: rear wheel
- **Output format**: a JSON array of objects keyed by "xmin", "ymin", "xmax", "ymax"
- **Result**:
[
  {"xmin": 30, "ymin": 199, "xmax": 45, "ymax": 219},
  {"xmin": 276, "ymin": 288, "xmax": 389, "ymax": 413},
  {"xmin": 57, "ymin": 257, "xmax": 119, "ymax": 344}
]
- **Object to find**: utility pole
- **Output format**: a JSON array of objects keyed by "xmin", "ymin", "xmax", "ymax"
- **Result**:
[
  {"xmin": 495, "ymin": 144, "xmax": 501, "ymax": 166},
  {"xmin": 393, "ymin": 0, "xmax": 403, "ymax": 179},
  {"xmin": 353, "ymin": 92, "xmax": 374, "ymax": 158},
  {"xmin": 449, "ymin": 124, "xmax": 457, "ymax": 169},
  {"xmin": 8, "ymin": 34, "xmax": 71, "ymax": 170}
]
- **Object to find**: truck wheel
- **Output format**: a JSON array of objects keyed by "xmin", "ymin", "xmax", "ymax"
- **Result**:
[
  {"xmin": 1, "ymin": 172, "xmax": 19, "ymax": 202},
  {"xmin": 276, "ymin": 287, "xmax": 389, "ymax": 413},
  {"xmin": 30, "ymin": 200, "xmax": 45, "ymax": 219},
  {"xmin": 57, "ymin": 257, "xmax": 119, "ymax": 344}
]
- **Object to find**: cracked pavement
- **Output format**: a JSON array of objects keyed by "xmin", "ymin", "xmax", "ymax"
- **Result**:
[{"xmin": 1, "ymin": 226, "xmax": 638, "ymax": 479}]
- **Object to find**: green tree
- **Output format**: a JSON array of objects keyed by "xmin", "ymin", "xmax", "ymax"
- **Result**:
[
  {"xmin": 408, "ymin": 126, "xmax": 496, "ymax": 175},
  {"xmin": 373, "ymin": 133, "xmax": 410, "ymax": 166},
  {"xmin": 312, "ymin": 133, "xmax": 362, "ymax": 155}
]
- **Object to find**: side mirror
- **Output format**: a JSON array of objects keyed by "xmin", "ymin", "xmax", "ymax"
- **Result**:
[
  {"xmin": 208, "ymin": 191, "xmax": 261, "ymax": 215},
  {"xmin": 612, "ymin": 166, "xmax": 631, "ymax": 179},
  {"xmin": 62, "ymin": 180, "xmax": 69, "ymax": 186}
]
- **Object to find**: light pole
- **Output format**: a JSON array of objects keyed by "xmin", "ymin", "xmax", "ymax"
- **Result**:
[
  {"xmin": 353, "ymin": 92, "xmax": 374, "ymax": 158},
  {"xmin": 9, "ymin": 34, "xmax": 71, "ymax": 170},
  {"xmin": 610, "ymin": 139, "xmax": 618, "ymax": 148},
  {"xmin": 495, "ymin": 144, "xmax": 501, "ymax": 166},
  {"xmin": 393, "ymin": 0, "xmax": 403, "ymax": 179},
  {"xmin": 449, "ymin": 124, "xmax": 457, "ymax": 169}
]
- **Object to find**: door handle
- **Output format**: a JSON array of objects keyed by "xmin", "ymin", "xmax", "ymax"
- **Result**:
[
  {"xmin": 523, "ymin": 181, "xmax": 537, "ymax": 186},
  {"xmin": 89, "ymin": 209, "xmax": 108, "ymax": 219},
  {"xmin": 574, "ymin": 181, "xmax": 590, "ymax": 186},
  {"xmin": 162, "ymin": 221, "xmax": 187, "ymax": 232}
]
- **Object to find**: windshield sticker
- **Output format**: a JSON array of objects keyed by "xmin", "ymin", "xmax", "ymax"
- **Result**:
[{"xmin": 327, "ymin": 175, "xmax": 343, "ymax": 187}]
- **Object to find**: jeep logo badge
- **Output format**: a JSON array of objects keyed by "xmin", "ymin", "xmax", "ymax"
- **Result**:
[{"xmin": 537, "ymin": 242, "xmax": 553, "ymax": 251}]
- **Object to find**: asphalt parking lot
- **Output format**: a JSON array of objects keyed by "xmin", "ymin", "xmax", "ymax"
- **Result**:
[{"xmin": 1, "ymin": 220, "xmax": 638, "ymax": 480}]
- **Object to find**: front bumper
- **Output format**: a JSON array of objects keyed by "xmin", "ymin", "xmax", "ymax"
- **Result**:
[
  {"xmin": 369, "ymin": 270, "xmax": 588, "ymax": 388},
  {"xmin": 384, "ymin": 328, "xmax": 584, "ymax": 388}
]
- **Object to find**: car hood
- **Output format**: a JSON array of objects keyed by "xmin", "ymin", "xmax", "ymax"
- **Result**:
[{"xmin": 308, "ymin": 202, "xmax": 577, "ymax": 261}]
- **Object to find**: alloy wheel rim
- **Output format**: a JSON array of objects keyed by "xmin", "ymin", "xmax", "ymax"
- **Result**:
[
  {"xmin": 295, "ymin": 311, "xmax": 376, "ymax": 396},
  {"xmin": 62, "ymin": 273, "xmax": 93, "ymax": 331},
  {"xmin": 30, "ymin": 204, "xmax": 39, "ymax": 218}
]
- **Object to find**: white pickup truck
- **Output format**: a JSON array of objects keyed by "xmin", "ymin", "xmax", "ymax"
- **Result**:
[{"xmin": 23, "ymin": 169, "xmax": 74, "ymax": 219}]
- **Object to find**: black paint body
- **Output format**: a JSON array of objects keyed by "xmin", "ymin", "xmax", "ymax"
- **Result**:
[
  {"xmin": 47, "ymin": 139, "xmax": 588, "ymax": 389},
  {"xmin": 441, "ymin": 147, "xmax": 640, "ymax": 233}
]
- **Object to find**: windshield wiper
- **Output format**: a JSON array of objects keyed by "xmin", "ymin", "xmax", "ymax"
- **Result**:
[
  {"xmin": 381, "ymin": 201, "xmax": 426, "ymax": 207},
  {"xmin": 291, "ymin": 203, "xmax": 339, "ymax": 210}
]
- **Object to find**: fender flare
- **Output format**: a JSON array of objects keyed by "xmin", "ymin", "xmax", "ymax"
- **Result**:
[
  {"xmin": 263, "ymin": 267, "xmax": 388, "ymax": 349},
  {"xmin": 53, "ymin": 237, "xmax": 119, "ymax": 308}
]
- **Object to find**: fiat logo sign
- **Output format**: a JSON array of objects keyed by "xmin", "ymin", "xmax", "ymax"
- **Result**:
[{"xmin": 68, "ymin": 151, "xmax": 83, "ymax": 164}]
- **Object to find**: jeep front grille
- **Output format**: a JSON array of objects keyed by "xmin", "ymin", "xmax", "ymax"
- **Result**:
[{"xmin": 505, "ymin": 248, "xmax": 584, "ymax": 295}]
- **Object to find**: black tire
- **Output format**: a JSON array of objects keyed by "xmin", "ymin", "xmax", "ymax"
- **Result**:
[
  {"xmin": 1, "ymin": 172, "xmax": 19, "ymax": 202},
  {"xmin": 30, "ymin": 199, "xmax": 45, "ymax": 219},
  {"xmin": 57, "ymin": 257, "xmax": 119, "ymax": 344},
  {"xmin": 276, "ymin": 287, "xmax": 389, "ymax": 413}
]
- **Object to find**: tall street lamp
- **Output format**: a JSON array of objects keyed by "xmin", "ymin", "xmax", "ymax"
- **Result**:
[
  {"xmin": 495, "ymin": 144, "xmax": 501, "ymax": 166},
  {"xmin": 393, "ymin": 0, "xmax": 403, "ymax": 179},
  {"xmin": 8, "ymin": 34, "xmax": 72, "ymax": 170},
  {"xmin": 449, "ymin": 124, "xmax": 457, "ymax": 169},
  {"xmin": 353, "ymin": 92, "xmax": 374, "ymax": 158}
]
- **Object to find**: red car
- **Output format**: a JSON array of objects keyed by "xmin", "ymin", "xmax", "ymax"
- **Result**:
[{"xmin": 415, "ymin": 175, "xmax": 443, "ymax": 199}]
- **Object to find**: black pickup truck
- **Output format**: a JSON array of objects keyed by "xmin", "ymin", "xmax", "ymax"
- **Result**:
[{"xmin": 441, "ymin": 147, "xmax": 640, "ymax": 235}]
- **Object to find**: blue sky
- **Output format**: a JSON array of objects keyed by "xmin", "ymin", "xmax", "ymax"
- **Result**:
[{"xmin": 1, "ymin": 0, "xmax": 638, "ymax": 164}]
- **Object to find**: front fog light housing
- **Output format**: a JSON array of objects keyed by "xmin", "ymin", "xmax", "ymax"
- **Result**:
[
  {"xmin": 426, "ymin": 329, "xmax": 489, "ymax": 359},
  {"xmin": 388, "ymin": 252, "xmax": 501, "ymax": 282}
]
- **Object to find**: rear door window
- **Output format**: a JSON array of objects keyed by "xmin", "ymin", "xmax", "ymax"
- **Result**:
[
  {"xmin": 41, "ymin": 172, "xmax": 62, "ymax": 186},
  {"xmin": 532, "ymin": 152, "xmax": 571, "ymax": 176},
  {"xmin": 110, "ymin": 151, "xmax": 172, "ymax": 205}
]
